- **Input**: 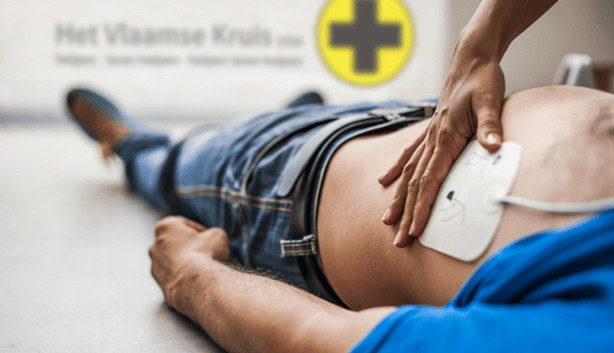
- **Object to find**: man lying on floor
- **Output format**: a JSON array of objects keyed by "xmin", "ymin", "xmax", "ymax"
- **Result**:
[{"xmin": 66, "ymin": 85, "xmax": 614, "ymax": 352}]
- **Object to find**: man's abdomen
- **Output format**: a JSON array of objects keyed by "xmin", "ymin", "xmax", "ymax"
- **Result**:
[{"xmin": 317, "ymin": 86, "xmax": 614, "ymax": 310}]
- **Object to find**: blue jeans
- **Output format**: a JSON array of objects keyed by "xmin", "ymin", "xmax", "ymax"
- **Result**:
[{"xmin": 116, "ymin": 100, "xmax": 414, "ymax": 288}]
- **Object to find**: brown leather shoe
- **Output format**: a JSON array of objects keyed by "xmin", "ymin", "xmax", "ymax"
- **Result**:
[{"xmin": 66, "ymin": 88, "xmax": 136, "ymax": 156}]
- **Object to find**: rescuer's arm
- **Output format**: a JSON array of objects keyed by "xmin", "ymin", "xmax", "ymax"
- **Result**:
[{"xmin": 379, "ymin": 0, "xmax": 559, "ymax": 247}]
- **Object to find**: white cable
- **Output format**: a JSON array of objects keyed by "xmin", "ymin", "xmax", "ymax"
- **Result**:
[{"xmin": 500, "ymin": 196, "xmax": 614, "ymax": 214}]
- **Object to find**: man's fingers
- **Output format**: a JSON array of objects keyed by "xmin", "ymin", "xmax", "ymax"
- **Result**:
[
  {"xmin": 378, "ymin": 130, "xmax": 426, "ymax": 186},
  {"xmin": 408, "ymin": 145, "xmax": 456, "ymax": 237},
  {"xmin": 150, "ymin": 261, "xmax": 161, "ymax": 286},
  {"xmin": 394, "ymin": 141, "xmax": 434, "ymax": 248},
  {"xmin": 150, "ymin": 262, "xmax": 175, "ymax": 309},
  {"xmin": 382, "ymin": 142, "xmax": 425, "ymax": 225},
  {"xmin": 155, "ymin": 216, "xmax": 205, "ymax": 238},
  {"xmin": 182, "ymin": 217, "xmax": 207, "ymax": 232},
  {"xmin": 155, "ymin": 216, "xmax": 185, "ymax": 237},
  {"xmin": 473, "ymin": 85, "xmax": 504, "ymax": 152}
]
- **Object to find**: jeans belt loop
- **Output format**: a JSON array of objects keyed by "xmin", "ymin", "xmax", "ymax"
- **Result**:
[{"xmin": 280, "ymin": 234, "xmax": 317, "ymax": 257}]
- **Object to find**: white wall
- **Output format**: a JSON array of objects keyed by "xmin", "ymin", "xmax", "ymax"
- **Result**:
[
  {"xmin": 0, "ymin": 0, "xmax": 449, "ymax": 123},
  {"xmin": 1, "ymin": 0, "xmax": 612, "ymax": 123}
]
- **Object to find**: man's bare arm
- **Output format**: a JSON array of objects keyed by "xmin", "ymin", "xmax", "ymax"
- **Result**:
[
  {"xmin": 178, "ymin": 257, "xmax": 393, "ymax": 353},
  {"xmin": 149, "ymin": 216, "xmax": 394, "ymax": 353}
]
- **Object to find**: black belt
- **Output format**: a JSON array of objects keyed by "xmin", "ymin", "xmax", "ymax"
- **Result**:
[{"xmin": 278, "ymin": 104, "xmax": 434, "ymax": 305}]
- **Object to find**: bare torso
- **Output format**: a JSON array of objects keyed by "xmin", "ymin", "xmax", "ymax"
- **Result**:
[{"xmin": 317, "ymin": 86, "xmax": 614, "ymax": 310}]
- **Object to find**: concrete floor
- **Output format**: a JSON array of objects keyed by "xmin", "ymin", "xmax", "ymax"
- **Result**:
[{"xmin": 0, "ymin": 126, "xmax": 223, "ymax": 352}]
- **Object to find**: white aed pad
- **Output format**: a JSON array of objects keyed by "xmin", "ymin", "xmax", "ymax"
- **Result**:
[{"xmin": 418, "ymin": 140, "xmax": 522, "ymax": 262}]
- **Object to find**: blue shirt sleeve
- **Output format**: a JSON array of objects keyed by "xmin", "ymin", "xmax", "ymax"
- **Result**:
[
  {"xmin": 351, "ymin": 211, "xmax": 614, "ymax": 353},
  {"xmin": 351, "ymin": 299, "xmax": 613, "ymax": 353}
]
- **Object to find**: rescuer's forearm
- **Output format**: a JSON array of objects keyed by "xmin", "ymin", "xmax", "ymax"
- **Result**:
[{"xmin": 458, "ymin": 0, "xmax": 558, "ymax": 62}]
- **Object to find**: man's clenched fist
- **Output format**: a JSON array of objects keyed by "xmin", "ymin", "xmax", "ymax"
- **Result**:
[{"xmin": 148, "ymin": 216, "xmax": 230, "ymax": 311}]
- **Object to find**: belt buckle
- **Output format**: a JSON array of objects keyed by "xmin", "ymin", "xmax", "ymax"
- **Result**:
[{"xmin": 369, "ymin": 104, "xmax": 436, "ymax": 121}]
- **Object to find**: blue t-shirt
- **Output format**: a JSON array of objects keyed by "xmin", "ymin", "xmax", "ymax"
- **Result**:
[{"xmin": 352, "ymin": 210, "xmax": 614, "ymax": 352}]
